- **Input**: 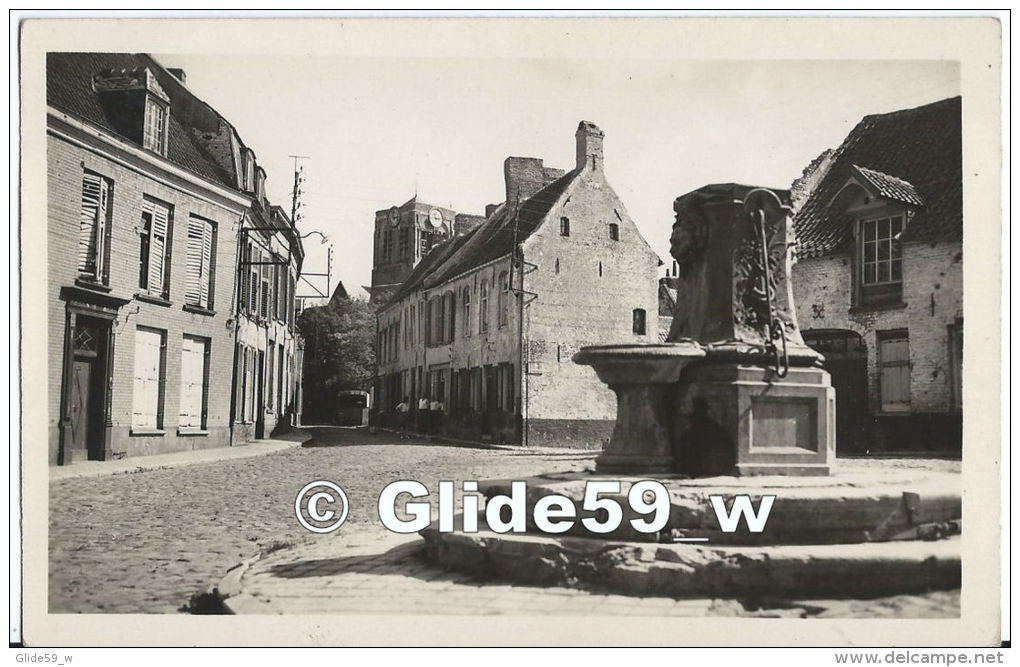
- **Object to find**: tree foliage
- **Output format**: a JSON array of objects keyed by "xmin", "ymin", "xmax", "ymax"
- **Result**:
[{"xmin": 297, "ymin": 296, "xmax": 375, "ymax": 420}]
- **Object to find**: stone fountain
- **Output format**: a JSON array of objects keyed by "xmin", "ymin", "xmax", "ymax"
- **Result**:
[
  {"xmin": 419, "ymin": 185, "xmax": 961, "ymax": 602},
  {"xmin": 577, "ymin": 184, "xmax": 833, "ymax": 477}
]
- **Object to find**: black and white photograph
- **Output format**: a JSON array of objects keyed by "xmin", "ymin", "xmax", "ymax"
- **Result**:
[{"xmin": 15, "ymin": 14, "xmax": 1004, "ymax": 651}]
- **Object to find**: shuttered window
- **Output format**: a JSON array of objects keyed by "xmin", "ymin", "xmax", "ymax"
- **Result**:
[
  {"xmin": 132, "ymin": 327, "xmax": 165, "ymax": 429},
  {"xmin": 179, "ymin": 335, "xmax": 210, "ymax": 429},
  {"xmin": 185, "ymin": 216, "xmax": 216, "ymax": 309},
  {"xmin": 878, "ymin": 331, "xmax": 911, "ymax": 412},
  {"xmin": 79, "ymin": 172, "xmax": 111, "ymax": 282},
  {"xmin": 140, "ymin": 197, "xmax": 173, "ymax": 298}
]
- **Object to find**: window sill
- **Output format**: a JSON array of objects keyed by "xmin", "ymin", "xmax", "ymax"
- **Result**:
[
  {"xmin": 183, "ymin": 304, "xmax": 217, "ymax": 317},
  {"xmin": 135, "ymin": 292, "xmax": 173, "ymax": 308},
  {"xmin": 876, "ymin": 409, "xmax": 912, "ymax": 417},
  {"xmin": 177, "ymin": 428, "xmax": 209, "ymax": 436},
  {"xmin": 130, "ymin": 428, "xmax": 165, "ymax": 437},
  {"xmin": 75, "ymin": 278, "xmax": 111, "ymax": 293},
  {"xmin": 849, "ymin": 301, "xmax": 907, "ymax": 314}
]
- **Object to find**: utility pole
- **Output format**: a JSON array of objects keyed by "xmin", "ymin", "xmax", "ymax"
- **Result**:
[{"xmin": 288, "ymin": 155, "xmax": 310, "ymax": 228}]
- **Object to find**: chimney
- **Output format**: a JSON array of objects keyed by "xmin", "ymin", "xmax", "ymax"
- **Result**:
[
  {"xmin": 167, "ymin": 68, "xmax": 186, "ymax": 85},
  {"xmin": 485, "ymin": 203, "xmax": 500, "ymax": 218},
  {"xmin": 454, "ymin": 213, "xmax": 486, "ymax": 235},
  {"xmin": 575, "ymin": 120, "xmax": 604, "ymax": 172},
  {"xmin": 504, "ymin": 157, "xmax": 549, "ymax": 206}
]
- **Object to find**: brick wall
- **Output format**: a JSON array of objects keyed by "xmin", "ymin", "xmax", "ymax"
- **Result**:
[
  {"xmin": 48, "ymin": 129, "xmax": 245, "ymax": 462},
  {"xmin": 792, "ymin": 240, "xmax": 963, "ymax": 450}
]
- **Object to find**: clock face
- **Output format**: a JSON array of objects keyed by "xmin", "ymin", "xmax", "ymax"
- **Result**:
[
  {"xmin": 388, "ymin": 207, "xmax": 400, "ymax": 226},
  {"xmin": 428, "ymin": 208, "xmax": 443, "ymax": 228}
]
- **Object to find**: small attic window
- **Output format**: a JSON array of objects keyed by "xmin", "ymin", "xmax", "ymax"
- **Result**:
[
  {"xmin": 143, "ymin": 96, "xmax": 168, "ymax": 156},
  {"xmin": 609, "ymin": 223, "xmax": 619, "ymax": 241},
  {"xmin": 560, "ymin": 217, "xmax": 570, "ymax": 237}
]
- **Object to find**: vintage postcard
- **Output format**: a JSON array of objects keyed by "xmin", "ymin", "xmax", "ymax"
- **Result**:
[{"xmin": 15, "ymin": 14, "xmax": 1004, "ymax": 649}]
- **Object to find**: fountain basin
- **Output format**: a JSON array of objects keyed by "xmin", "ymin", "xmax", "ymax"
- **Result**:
[{"xmin": 573, "ymin": 342, "xmax": 706, "ymax": 474}]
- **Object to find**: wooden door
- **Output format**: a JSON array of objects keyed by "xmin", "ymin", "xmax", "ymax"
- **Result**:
[
  {"xmin": 69, "ymin": 359, "xmax": 92, "ymax": 455},
  {"xmin": 803, "ymin": 330, "xmax": 869, "ymax": 454}
]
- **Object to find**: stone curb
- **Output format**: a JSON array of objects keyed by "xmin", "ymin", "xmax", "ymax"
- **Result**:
[
  {"xmin": 374, "ymin": 427, "xmax": 591, "ymax": 455},
  {"xmin": 421, "ymin": 529, "xmax": 962, "ymax": 599},
  {"xmin": 214, "ymin": 553, "xmax": 262, "ymax": 615},
  {"xmin": 50, "ymin": 431, "xmax": 312, "ymax": 480}
]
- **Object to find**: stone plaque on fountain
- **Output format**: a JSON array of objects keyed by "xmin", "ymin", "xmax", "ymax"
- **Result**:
[{"xmin": 576, "ymin": 184, "xmax": 835, "ymax": 476}]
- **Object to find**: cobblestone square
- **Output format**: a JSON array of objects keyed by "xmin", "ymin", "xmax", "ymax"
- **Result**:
[{"xmin": 49, "ymin": 427, "xmax": 960, "ymax": 616}]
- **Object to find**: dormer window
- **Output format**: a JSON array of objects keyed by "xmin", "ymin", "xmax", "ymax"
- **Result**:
[
  {"xmin": 143, "ymin": 96, "xmax": 168, "ymax": 155},
  {"xmin": 829, "ymin": 165, "xmax": 921, "ymax": 309},
  {"xmin": 92, "ymin": 67, "xmax": 170, "ymax": 156},
  {"xmin": 143, "ymin": 98, "xmax": 167, "ymax": 154}
]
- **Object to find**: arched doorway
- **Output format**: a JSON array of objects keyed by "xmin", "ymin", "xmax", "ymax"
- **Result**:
[{"xmin": 803, "ymin": 329, "xmax": 869, "ymax": 454}]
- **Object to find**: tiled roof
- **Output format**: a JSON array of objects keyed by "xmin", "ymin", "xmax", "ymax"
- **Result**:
[
  {"xmin": 793, "ymin": 96, "xmax": 961, "ymax": 258},
  {"xmin": 385, "ymin": 169, "xmax": 578, "ymax": 307},
  {"xmin": 852, "ymin": 165, "xmax": 925, "ymax": 207},
  {"xmin": 47, "ymin": 52, "xmax": 237, "ymax": 190}
]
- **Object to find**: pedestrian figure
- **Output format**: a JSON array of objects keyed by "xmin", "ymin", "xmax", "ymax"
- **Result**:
[
  {"xmin": 430, "ymin": 396, "xmax": 444, "ymax": 436},
  {"xmin": 395, "ymin": 396, "xmax": 410, "ymax": 438},
  {"xmin": 418, "ymin": 394, "xmax": 431, "ymax": 435}
]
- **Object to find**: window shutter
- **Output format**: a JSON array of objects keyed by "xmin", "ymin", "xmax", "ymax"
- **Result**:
[
  {"xmin": 185, "ymin": 217, "xmax": 204, "ymax": 306},
  {"xmin": 78, "ymin": 173, "xmax": 103, "ymax": 277},
  {"xmin": 241, "ymin": 243, "xmax": 251, "ymax": 313},
  {"xmin": 144, "ymin": 199, "xmax": 170, "ymax": 296},
  {"xmin": 132, "ymin": 329, "xmax": 162, "ymax": 429},
  {"xmin": 201, "ymin": 221, "xmax": 214, "ymax": 308}
]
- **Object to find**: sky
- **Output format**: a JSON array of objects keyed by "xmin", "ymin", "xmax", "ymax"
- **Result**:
[{"xmin": 153, "ymin": 55, "xmax": 959, "ymax": 295}]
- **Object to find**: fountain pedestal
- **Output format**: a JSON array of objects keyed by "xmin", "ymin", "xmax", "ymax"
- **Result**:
[{"xmin": 572, "ymin": 343, "xmax": 705, "ymax": 474}]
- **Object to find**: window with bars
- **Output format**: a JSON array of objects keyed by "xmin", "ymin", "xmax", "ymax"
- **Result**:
[
  {"xmin": 858, "ymin": 215, "xmax": 904, "ymax": 306},
  {"xmin": 479, "ymin": 280, "xmax": 489, "ymax": 333},
  {"xmin": 184, "ymin": 216, "xmax": 216, "ymax": 310},
  {"xmin": 132, "ymin": 326, "xmax": 166, "ymax": 430},
  {"xmin": 560, "ymin": 217, "xmax": 570, "ymax": 237},
  {"xmin": 878, "ymin": 330, "xmax": 911, "ymax": 412},
  {"xmin": 462, "ymin": 287, "xmax": 471, "ymax": 338},
  {"xmin": 139, "ymin": 196, "xmax": 173, "ymax": 299},
  {"xmin": 498, "ymin": 271, "xmax": 509, "ymax": 327},
  {"xmin": 632, "ymin": 308, "xmax": 647, "ymax": 335},
  {"xmin": 78, "ymin": 171, "xmax": 112, "ymax": 284},
  {"xmin": 444, "ymin": 291, "xmax": 456, "ymax": 343},
  {"xmin": 399, "ymin": 227, "xmax": 410, "ymax": 259},
  {"xmin": 179, "ymin": 335, "xmax": 210, "ymax": 429}
]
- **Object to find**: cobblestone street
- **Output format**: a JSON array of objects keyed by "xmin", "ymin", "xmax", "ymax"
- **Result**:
[
  {"xmin": 48, "ymin": 427, "xmax": 590, "ymax": 613},
  {"xmin": 49, "ymin": 428, "xmax": 961, "ymax": 616}
]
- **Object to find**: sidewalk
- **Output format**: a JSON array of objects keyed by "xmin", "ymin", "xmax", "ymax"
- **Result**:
[{"xmin": 49, "ymin": 430, "xmax": 310, "ymax": 481}]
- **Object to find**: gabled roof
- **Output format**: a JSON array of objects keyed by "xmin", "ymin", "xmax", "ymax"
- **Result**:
[
  {"xmin": 384, "ymin": 168, "xmax": 578, "ymax": 307},
  {"xmin": 793, "ymin": 96, "xmax": 961, "ymax": 258},
  {"xmin": 47, "ymin": 52, "xmax": 237, "ymax": 190},
  {"xmin": 851, "ymin": 165, "xmax": 925, "ymax": 207}
]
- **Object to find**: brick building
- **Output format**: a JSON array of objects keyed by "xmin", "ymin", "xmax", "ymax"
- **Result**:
[
  {"xmin": 791, "ymin": 96, "xmax": 962, "ymax": 454},
  {"xmin": 374, "ymin": 121, "xmax": 660, "ymax": 447},
  {"xmin": 47, "ymin": 53, "xmax": 303, "ymax": 464}
]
